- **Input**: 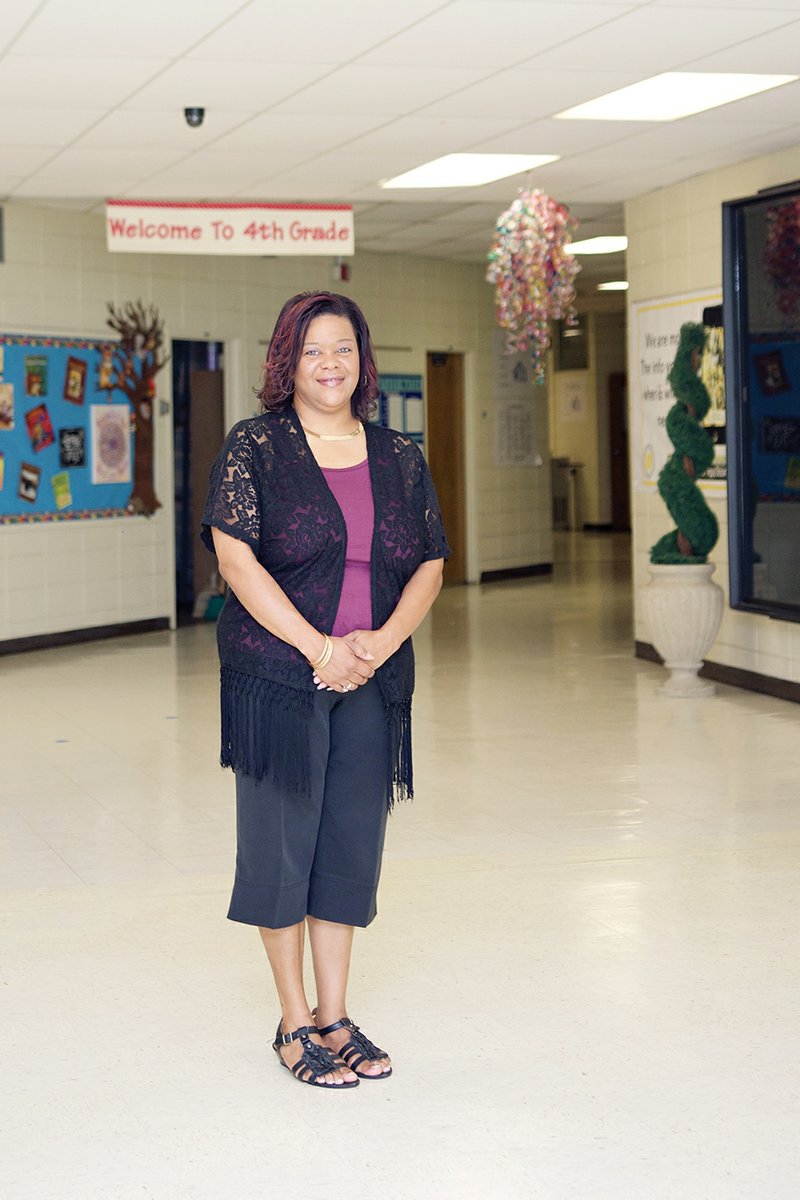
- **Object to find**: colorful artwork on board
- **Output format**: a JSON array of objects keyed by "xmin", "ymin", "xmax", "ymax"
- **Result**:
[
  {"xmin": 18, "ymin": 461, "xmax": 41, "ymax": 503},
  {"xmin": 25, "ymin": 355, "xmax": 48, "ymax": 397},
  {"xmin": 51, "ymin": 471, "xmax": 72, "ymax": 510},
  {"xmin": 91, "ymin": 404, "xmax": 131, "ymax": 485},
  {"xmin": 0, "ymin": 382, "xmax": 13, "ymax": 430},
  {"xmin": 98, "ymin": 346, "xmax": 114, "ymax": 390},
  {"xmin": 63, "ymin": 356, "xmax": 88, "ymax": 405},
  {"xmin": 59, "ymin": 427, "xmax": 85, "ymax": 468},
  {"xmin": 25, "ymin": 403, "xmax": 55, "ymax": 453}
]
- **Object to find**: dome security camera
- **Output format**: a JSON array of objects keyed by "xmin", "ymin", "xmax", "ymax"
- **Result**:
[{"xmin": 184, "ymin": 107, "xmax": 205, "ymax": 128}]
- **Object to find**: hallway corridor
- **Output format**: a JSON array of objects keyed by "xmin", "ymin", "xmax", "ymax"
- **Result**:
[{"xmin": 1, "ymin": 534, "xmax": 797, "ymax": 1199}]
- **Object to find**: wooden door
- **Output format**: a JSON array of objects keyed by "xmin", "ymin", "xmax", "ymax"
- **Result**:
[
  {"xmin": 426, "ymin": 352, "xmax": 466, "ymax": 583},
  {"xmin": 189, "ymin": 369, "xmax": 225, "ymax": 597},
  {"xmin": 608, "ymin": 372, "xmax": 630, "ymax": 531}
]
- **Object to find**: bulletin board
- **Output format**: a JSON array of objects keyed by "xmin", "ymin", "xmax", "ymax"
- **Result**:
[
  {"xmin": 0, "ymin": 333, "xmax": 134, "ymax": 523},
  {"xmin": 376, "ymin": 374, "xmax": 424, "ymax": 445}
]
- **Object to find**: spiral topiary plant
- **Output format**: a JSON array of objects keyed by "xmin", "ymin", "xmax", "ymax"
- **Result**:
[{"xmin": 650, "ymin": 322, "xmax": 720, "ymax": 564}]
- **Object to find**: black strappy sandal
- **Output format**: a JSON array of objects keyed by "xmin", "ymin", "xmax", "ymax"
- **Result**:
[
  {"xmin": 314, "ymin": 1016, "xmax": 393, "ymax": 1080},
  {"xmin": 272, "ymin": 1022, "xmax": 359, "ymax": 1089}
]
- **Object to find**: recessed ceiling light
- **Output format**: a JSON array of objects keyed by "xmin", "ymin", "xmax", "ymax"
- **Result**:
[
  {"xmin": 555, "ymin": 73, "xmax": 798, "ymax": 122},
  {"xmin": 569, "ymin": 236, "xmax": 628, "ymax": 255},
  {"xmin": 381, "ymin": 153, "xmax": 559, "ymax": 189},
  {"xmin": 597, "ymin": 281, "xmax": 629, "ymax": 291}
]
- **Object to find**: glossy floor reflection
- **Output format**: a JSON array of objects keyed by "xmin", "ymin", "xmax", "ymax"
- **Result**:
[{"xmin": 2, "ymin": 533, "xmax": 798, "ymax": 1200}]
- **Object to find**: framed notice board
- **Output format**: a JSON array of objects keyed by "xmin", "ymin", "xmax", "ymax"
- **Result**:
[{"xmin": 0, "ymin": 332, "xmax": 134, "ymax": 523}]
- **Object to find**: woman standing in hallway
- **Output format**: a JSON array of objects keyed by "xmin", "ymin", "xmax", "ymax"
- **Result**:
[{"xmin": 201, "ymin": 291, "xmax": 449, "ymax": 1090}]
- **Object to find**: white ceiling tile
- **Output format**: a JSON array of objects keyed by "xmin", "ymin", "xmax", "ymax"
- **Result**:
[
  {"xmin": 10, "ymin": 0, "xmax": 246, "ymax": 57},
  {"xmin": 20, "ymin": 147, "xmax": 179, "ymax": 189},
  {"xmin": 211, "ymin": 112, "xmax": 389, "ymax": 155},
  {"xmin": 359, "ymin": 2, "xmax": 633, "ymax": 68},
  {"xmin": 686, "ymin": 18, "xmax": 800, "ymax": 72},
  {"xmin": 73, "ymin": 110, "xmax": 254, "ymax": 152},
  {"xmin": 235, "ymin": 176, "xmax": 364, "ymax": 200},
  {"xmin": 0, "ymin": 147, "xmax": 63, "ymax": 175},
  {"xmin": 522, "ymin": 6, "xmax": 798, "ymax": 72},
  {"xmin": 348, "ymin": 115, "xmax": 533, "ymax": 159},
  {"xmin": 271, "ymin": 65, "xmax": 497, "ymax": 117},
  {"xmin": 187, "ymin": 0, "xmax": 449, "ymax": 61},
  {"xmin": 0, "ymin": 1, "xmax": 42, "ymax": 54},
  {"xmin": 467, "ymin": 117, "xmax": 641, "ymax": 156},
  {"xmin": 690, "ymin": 78, "xmax": 800, "ymax": 123},
  {"xmin": 123, "ymin": 59, "xmax": 335, "ymax": 112},
  {"xmin": 420, "ymin": 70, "xmax": 644, "ymax": 121},
  {"xmin": 597, "ymin": 116, "xmax": 793, "ymax": 160},
  {"xmin": 648, "ymin": 0, "xmax": 800, "ymax": 8},
  {"xmin": 0, "ymin": 55, "xmax": 170, "ymax": 108},
  {"xmin": 0, "ymin": 108, "xmax": 106, "ymax": 146}
]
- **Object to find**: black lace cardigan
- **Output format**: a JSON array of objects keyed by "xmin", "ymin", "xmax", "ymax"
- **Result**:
[{"xmin": 201, "ymin": 408, "xmax": 450, "ymax": 807}]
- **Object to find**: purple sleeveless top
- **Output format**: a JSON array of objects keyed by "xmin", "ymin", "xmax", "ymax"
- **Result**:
[{"xmin": 321, "ymin": 458, "xmax": 374, "ymax": 636}]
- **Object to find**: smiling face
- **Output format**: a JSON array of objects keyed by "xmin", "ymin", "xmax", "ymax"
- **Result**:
[{"xmin": 292, "ymin": 313, "xmax": 360, "ymax": 428}]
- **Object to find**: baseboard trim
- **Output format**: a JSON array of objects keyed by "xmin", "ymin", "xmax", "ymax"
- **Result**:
[
  {"xmin": 480, "ymin": 563, "xmax": 553, "ymax": 584},
  {"xmin": 0, "ymin": 617, "xmax": 171, "ymax": 657},
  {"xmin": 582, "ymin": 522, "xmax": 614, "ymax": 532},
  {"xmin": 635, "ymin": 640, "xmax": 800, "ymax": 704}
]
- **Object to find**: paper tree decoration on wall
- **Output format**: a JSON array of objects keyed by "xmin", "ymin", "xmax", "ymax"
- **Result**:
[
  {"xmin": 487, "ymin": 187, "xmax": 580, "ymax": 382},
  {"xmin": 104, "ymin": 300, "xmax": 168, "ymax": 515}
]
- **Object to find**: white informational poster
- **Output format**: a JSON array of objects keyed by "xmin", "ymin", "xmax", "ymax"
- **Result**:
[
  {"xmin": 493, "ymin": 333, "xmax": 541, "ymax": 467},
  {"xmin": 557, "ymin": 376, "xmax": 589, "ymax": 423},
  {"xmin": 629, "ymin": 289, "xmax": 725, "ymax": 493}
]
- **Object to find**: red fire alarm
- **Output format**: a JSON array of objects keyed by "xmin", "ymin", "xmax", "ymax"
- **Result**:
[{"xmin": 332, "ymin": 258, "xmax": 351, "ymax": 283}]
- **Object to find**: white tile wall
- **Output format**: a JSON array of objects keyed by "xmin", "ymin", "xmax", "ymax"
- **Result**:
[
  {"xmin": 0, "ymin": 202, "xmax": 552, "ymax": 643},
  {"xmin": 626, "ymin": 142, "xmax": 800, "ymax": 686}
]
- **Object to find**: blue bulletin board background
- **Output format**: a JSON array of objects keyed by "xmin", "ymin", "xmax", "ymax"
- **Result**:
[
  {"xmin": 0, "ymin": 333, "xmax": 133, "ymax": 522},
  {"xmin": 747, "ymin": 337, "xmax": 800, "ymax": 498}
]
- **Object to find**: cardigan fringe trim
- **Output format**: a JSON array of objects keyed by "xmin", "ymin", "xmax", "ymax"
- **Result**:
[
  {"xmin": 220, "ymin": 667, "xmax": 314, "ymax": 795},
  {"xmin": 219, "ymin": 666, "xmax": 413, "ymax": 809},
  {"xmin": 385, "ymin": 696, "xmax": 413, "ymax": 811}
]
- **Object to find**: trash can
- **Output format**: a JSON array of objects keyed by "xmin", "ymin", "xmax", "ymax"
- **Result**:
[{"xmin": 551, "ymin": 458, "xmax": 583, "ymax": 530}]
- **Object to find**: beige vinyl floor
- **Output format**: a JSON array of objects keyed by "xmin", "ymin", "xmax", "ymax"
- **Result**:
[{"xmin": 1, "ymin": 533, "xmax": 798, "ymax": 1200}]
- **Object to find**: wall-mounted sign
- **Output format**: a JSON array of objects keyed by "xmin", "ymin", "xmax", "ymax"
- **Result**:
[{"xmin": 105, "ymin": 200, "xmax": 354, "ymax": 256}]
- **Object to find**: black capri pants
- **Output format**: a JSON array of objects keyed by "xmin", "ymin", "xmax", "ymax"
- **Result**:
[{"xmin": 228, "ymin": 677, "xmax": 390, "ymax": 930}]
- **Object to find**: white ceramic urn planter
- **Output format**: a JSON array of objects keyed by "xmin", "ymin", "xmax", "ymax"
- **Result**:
[{"xmin": 639, "ymin": 563, "xmax": 724, "ymax": 697}]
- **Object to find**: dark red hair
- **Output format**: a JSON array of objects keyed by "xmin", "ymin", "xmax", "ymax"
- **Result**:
[{"xmin": 257, "ymin": 291, "xmax": 379, "ymax": 420}]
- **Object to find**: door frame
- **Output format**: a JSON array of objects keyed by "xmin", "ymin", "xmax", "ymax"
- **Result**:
[{"xmin": 424, "ymin": 346, "xmax": 478, "ymax": 584}]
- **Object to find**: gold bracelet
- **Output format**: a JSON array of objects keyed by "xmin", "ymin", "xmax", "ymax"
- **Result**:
[{"xmin": 310, "ymin": 634, "xmax": 333, "ymax": 672}]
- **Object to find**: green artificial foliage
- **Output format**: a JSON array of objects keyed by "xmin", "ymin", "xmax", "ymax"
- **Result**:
[{"xmin": 650, "ymin": 322, "xmax": 720, "ymax": 564}]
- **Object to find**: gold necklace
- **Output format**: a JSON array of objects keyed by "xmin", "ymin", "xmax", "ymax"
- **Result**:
[{"xmin": 301, "ymin": 421, "xmax": 363, "ymax": 442}]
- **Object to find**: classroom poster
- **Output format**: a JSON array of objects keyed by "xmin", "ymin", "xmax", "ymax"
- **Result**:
[{"xmin": 629, "ymin": 289, "xmax": 725, "ymax": 493}]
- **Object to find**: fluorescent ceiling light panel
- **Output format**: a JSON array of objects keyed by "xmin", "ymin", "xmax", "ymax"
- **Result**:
[
  {"xmin": 381, "ymin": 153, "xmax": 559, "ymax": 189},
  {"xmin": 555, "ymin": 73, "xmax": 798, "ymax": 122},
  {"xmin": 597, "ymin": 281, "xmax": 629, "ymax": 291},
  {"xmin": 569, "ymin": 236, "xmax": 628, "ymax": 255}
]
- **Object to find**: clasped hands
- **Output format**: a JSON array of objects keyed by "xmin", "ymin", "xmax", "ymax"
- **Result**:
[{"xmin": 311, "ymin": 630, "xmax": 393, "ymax": 693}]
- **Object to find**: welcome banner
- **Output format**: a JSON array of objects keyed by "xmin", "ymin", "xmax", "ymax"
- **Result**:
[{"xmin": 105, "ymin": 200, "xmax": 354, "ymax": 256}]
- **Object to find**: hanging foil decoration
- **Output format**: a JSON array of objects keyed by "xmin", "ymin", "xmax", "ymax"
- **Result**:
[
  {"xmin": 764, "ymin": 198, "xmax": 800, "ymax": 320},
  {"xmin": 487, "ymin": 188, "xmax": 580, "ymax": 381}
]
